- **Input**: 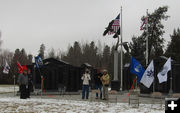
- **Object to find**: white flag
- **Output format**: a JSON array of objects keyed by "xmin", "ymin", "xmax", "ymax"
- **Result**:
[
  {"xmin": 157, "ymin": 57, "xmax": 171, "ymax": 83},
  {"xmin": 140, "ymin": 60, "xmax": 154, "ymax": 88},
  {"xmin": 3, "ymin": 60, "xmax": 10, "ymax": 74}
]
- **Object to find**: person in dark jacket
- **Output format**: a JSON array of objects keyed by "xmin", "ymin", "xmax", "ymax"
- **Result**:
[
  {"xmin": 18, "ymin": 69, "xmax": 28, "ymax": 99},
  {"xmin": 94, "ymin": 69, "xmax": 103, "ymax": 99},
  {"xmin": 27, "ymin": 69, "xmax": 33, "ymax": 98}
]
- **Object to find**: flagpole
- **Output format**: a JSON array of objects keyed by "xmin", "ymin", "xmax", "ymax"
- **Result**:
[
  {"xmin": 37, "ymin": 68, "xmax": 43, "ymax": 98},
  {"xmin": 169, "ymin": 68, "xmax": 173, "ymax": 95},
  {"xmin": 120, "ymin": 6, "xmax": 123, "ymax": 91},
  {"xmin": 113, "ymin": 14, "xmax": 120, "ymax": 91},
  {"xmin": 35, "ymin": 56, "xmax": 43, "ymax": 97},
  {"xmin": 37, "ymin": 68, "xmax": 43, "ymax": 97},
  {"xmin": 41, "ymin": 75, "xmax": 43, "ymax": 97},
  {"xmin": 9, "ymin": 69, "xmax": 16, "ymax": 96},
  {"xmin": 146, "ymin": 9, "xmax": 149, "ymax": 66},
  {"xmin": 14, "ymin": 75, "xmax": 16, "ymax": 96},
  {"xmin": 8, "ymin": 66, "xmax": 16, "ymax": 96},
  {"xmin": 145, "ymin": 9, "xmax": 154, "ymax": 92},
  {"xmin": 169, "ymin": 58, "xmax": 173, "ymax": 96}
]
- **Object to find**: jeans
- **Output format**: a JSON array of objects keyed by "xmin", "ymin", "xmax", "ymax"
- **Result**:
[
  {"xmin": 82, "ymin": 85, "xmax": 89, "ymax": 99},
  {"xmin": 95, "ymin": 84, "xmax": 102, "ymax": 99}
]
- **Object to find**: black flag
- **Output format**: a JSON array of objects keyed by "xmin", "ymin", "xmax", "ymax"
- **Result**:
[
  {"xmin": 103, "ymin": 20, "xmax": 114, "ymax": 36},
  {"xmin": 103, "ymin": 14, "xmax": 120, "ymax": 36},
  {"xmin": 113, "ymin": 28, "xmax": 120, "ymax": 38}
]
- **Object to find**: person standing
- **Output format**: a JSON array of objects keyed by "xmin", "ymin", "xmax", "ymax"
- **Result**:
[
  {"xmin": 101, "ymin": 69, "xmax": 110, "ymax": 100},
  {"xmin": 27, "ymin": 69, "xmax": 33, "ymax": 98},
  {"xmin": 18, "ymin": 69, "xmax": 28, "ymax": 99},
  {"xmin": 81, "ymin": 69, "xmax": 91, "ymax": 99},
  {"xmin": 94, "ymin": 69, "xmax": 103, "ymax": 99}
]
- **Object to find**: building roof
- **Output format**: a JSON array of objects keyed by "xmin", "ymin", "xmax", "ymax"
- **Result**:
[
  {"xmin": 81, "ymin": 63, "xmax": 92, "ymax": 67},
  {"xmin": 43, "ymin": 58, "xmax": 70, "ymax": 66}
]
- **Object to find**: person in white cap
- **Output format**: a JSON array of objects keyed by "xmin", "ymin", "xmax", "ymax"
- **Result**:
[{"xmin": 101, "ymin": 69, "xmax": 110, "ymax": 100}]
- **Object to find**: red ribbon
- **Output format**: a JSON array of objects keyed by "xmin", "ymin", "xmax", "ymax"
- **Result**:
[
  {"xmin": 42, "ymin": 77, "xmax": 45, "ymax": 93},
  {"xmin": 122, "ymin": 78, "xmax": 137, "ymax": 102},
  {"xmin": 42, "ymin": 77, "xmax": 56, "ymax": 98}
]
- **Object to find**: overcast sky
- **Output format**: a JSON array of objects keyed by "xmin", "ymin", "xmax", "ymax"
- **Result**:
[{"xmin": 0, "ymin": 0, "xmax": 180, "ymax": 56}]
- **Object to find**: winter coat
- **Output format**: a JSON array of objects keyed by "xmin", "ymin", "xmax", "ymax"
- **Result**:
[
  {"xmin": 94, "ymin": 73, "xmax": 103, "ymax": 85},
  {"xmin": 101, "ymin": 74, "xmax": 110, "ymax": 86},
  {"xmin": 81, "ymin": 73, "xmax": 91, "ymax": 85},
  {"xmin": 18, "ymin": 74, "xmax": 28, "ymax": 85}
]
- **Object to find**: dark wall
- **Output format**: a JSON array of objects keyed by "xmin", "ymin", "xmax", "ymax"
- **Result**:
[
  {"xmin": 33, "ymin": 60, "xmax": 83, "ymax": 92},
  {"xmin": 140, "ymin": 58, "xmax": 180, "ymax": 94},
  {"xmin": 123, "ymin": 66, "xmax": 136, "ymax": 91},
  {"xmin": 123, "ymin": 57, "xmax": 180, "ymax": 94},
  {"xmin": 172, "ymin": 64, "xmax": 180, "ymax": 93}
]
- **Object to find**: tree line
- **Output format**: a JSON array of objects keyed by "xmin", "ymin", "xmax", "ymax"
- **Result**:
[{"xmin": 0, "ymin": 6, "xmax": 180, "ymax": 84}]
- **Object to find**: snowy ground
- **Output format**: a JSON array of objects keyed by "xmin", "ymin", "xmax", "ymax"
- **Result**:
[
  {"xmin": 0, "ymin": 85, "xmax": 18, "ymax": 93},
  {"xmin": 0, "ymin": 97, "xmax": 164, "ymax": 113},
  {"xmin": 0, "ymin": 85, "xmax": 165, "ymax": 113}
]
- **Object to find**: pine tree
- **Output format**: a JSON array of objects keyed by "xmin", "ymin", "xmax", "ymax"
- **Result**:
[
  {"xmin": 130, "ymin": 6, "xmax": 169, "ymax": 64},
  {"xmin": 39, "ymin": 44, "xmax": 45, "ymax": 59},
  {"xmin": 146, "ymin": 6, "xmax": 169, "ymax": 58},
  {"xmin": 27, "ymin": 54, "xmax": 33, "ymax": 65},
  {"xmin": 130, "ymin": 36, "xmax": 146, "ymax": 65},
  {"xmin": 102, "ymin": 45, "xmax": 110, "ymax": 68},
  {"xmin": 165, "ymin": 28, "xmax": 180, "ymax": 62},
  {"xmin": 73, "ymin": 41, "xmax": 82, "ymax": 66},
  {"xmin": 47, "ymin": 48, "xmax": 56, "ymax": 58}
]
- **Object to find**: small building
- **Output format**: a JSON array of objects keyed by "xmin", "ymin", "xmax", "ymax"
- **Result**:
[{"xmin": 33, "ymin": 58, "xmax": 83, "ymax": 92}]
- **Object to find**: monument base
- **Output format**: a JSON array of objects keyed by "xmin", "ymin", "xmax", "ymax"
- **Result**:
[{"xmin": 111, "ymin": 80, "xmax": 120, "ymax": 91}]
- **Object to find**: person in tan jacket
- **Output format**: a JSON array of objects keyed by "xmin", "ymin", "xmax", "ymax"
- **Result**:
[{"xmin": 101, "ymin": 69, "xmax": 110, "ymax": 100}]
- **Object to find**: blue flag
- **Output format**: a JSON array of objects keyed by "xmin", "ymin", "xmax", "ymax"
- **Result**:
[
  {"xmin": 35, "ymin": 55, "xmax": 43, "ymax": 68},
  {"xmin": 130, "ymin": 57, "xmax": 145, "ymax": 83}
]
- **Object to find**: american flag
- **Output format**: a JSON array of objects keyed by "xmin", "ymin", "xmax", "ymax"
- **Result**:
[
  {"xmin": 140, "ymin": 17, "xmax": 148, "ymax": 30},
  {"xmin": 108, "ymin": 14, "xmax": 120, "ymax": 35}
]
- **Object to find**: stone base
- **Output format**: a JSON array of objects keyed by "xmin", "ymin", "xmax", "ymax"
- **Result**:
[{"xmin": 111, "ymin": 80, "xmax": 120, "ymax": 91}]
